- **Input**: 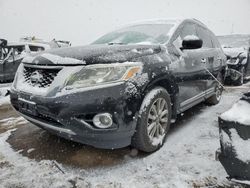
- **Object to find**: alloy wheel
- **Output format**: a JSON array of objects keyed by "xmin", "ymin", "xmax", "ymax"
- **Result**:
[{"xmin": 147, "ymin": 98, "xmax": 168, "ymax": 140}]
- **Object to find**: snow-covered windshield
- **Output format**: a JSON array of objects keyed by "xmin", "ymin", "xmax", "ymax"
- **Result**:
[{"xmin": 92, "ymin": 24, "xmax": 175, "ymax": 45}]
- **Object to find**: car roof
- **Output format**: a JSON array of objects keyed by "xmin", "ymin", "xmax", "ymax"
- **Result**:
[
  {"xmin": 120, "ymin": 18, "xmax": 206, "ymax": 27},
  {"xmin": 115, "ymin": 18, "xmax": 208, "ymax": 40}
]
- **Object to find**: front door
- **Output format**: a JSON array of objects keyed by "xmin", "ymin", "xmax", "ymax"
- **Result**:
[
  {"xmin": 196, "ymin": 26, "xmax": 221, "ymax": 95},
  {"xmin": 168, "ymin": 22, "xmax": 208, "ymax": 112}
]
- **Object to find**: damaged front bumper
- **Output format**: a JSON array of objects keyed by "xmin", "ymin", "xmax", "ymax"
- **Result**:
[
  {"xmin": 225, "ymin": 67, "xmax": 242, "ymax": 81},
  {"xmin": 10, "ymin": 82, "xmax": 141, "ymax": 149}
]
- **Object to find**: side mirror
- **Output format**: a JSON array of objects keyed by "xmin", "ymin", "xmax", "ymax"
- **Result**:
[{"xmin": 182, "ymin": 35, "xmax": 203, "ymax": 50}]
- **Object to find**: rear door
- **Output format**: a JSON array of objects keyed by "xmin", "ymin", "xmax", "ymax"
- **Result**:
[
  {"xmin": 210, "ymin": 31, "xmax": 226, "ymax": 75},
  {"xmin": 196, "ymin": 26, "xmax": 219, "ymax": 96}
]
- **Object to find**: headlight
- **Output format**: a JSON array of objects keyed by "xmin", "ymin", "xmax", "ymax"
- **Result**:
[{"xmin": 65, "ymin": 62, "xmax": 142, "ymax": 90}]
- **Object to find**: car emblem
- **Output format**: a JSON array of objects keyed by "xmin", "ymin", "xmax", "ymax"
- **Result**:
[{"xmin": 30, "ymin": 71, "xmax": 43, "ymax": 84}]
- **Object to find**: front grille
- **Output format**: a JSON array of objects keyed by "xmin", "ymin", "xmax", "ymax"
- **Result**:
[{"xmin": 23, "ymin": 66, "xmax": 61, "ymax": 88}]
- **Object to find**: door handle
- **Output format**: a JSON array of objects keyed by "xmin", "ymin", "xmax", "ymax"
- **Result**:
[{"xmin": 201, "ymin": 58, "xmax": 207, "ymax": 63}]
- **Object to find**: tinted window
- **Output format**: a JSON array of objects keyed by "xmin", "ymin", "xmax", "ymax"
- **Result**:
[
  {"xmin": 210, "ymin": 33, "xmax": 221, "ymax": 48},
  {"xmin": 171, "ymin": 23, "xmax": 198, "ymax": 49},
  {"xmin": 196, "ymin": 26, "xmax": 213, "ymax": 48}
]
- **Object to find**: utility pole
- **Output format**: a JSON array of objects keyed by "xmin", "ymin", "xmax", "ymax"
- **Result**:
[{"xmin": 231, "ymin": 23, "xmax": 234, "ymax": 34}]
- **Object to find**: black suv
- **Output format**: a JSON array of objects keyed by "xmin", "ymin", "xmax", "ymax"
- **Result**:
[{"xmin": 10, "ymin": 19, "xmax": 226, "ymax": 152}]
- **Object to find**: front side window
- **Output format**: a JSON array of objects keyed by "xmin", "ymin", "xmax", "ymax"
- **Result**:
[
  {"xmin": 92, "ymin": 23, "xmax": 176, "ymax": 45},
  {"xmin": 211, "ymin": 34, "xmax": 222, "ymax": 48},
  {"xmin": 180, "ymin": 24, "xmax": 197, "ymax": 39},
  {"xmin": 170, "ymin": 23, "xmax": 197, "ymax": 50},
  {"xmin": 196, "ymin": 26, "xmax": 213, "ymax": 48}
]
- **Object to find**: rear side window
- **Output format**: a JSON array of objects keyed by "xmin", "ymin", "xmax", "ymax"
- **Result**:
[
  {"xmin": 196, "ymin": 26, "xmax": 213, "ymax": 48},
  {"xmin": 210, "ymin": 33, "xmax": 222, "ymax": 48}
]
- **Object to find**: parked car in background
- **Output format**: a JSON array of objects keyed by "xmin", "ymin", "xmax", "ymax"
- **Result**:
[
  {"xmin": 0, "ymin": 37, "xmax": 71, "ymax": 83},
  {"xmin": 10, "ymin": 18, "xmax": 226, "ymax": 152},
  {"xmin": 217, "ymin": 92, "xmax": 250, "ymax": 186},
  {"xmin": 218, "ymin": 35, "xmax": 250, "ymax": 85},
  {"xmin": 223, "ymin": 46, "xmax": 250, "ymax": 85}
]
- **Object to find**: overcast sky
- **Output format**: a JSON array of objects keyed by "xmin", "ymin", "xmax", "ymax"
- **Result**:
[{"xmin": 0, "ymin": 0, "xmax": 250, "ymax": 45}]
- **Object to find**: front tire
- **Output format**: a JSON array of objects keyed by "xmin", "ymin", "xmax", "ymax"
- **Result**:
[{"xmin": 131, "ymin": 87, "xmax": 172, "ymax": 152}]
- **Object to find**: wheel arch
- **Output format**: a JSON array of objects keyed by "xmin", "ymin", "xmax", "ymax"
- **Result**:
[{"xmin": 141, "ymin": 76, "xmax": 179, "ymax": 119}]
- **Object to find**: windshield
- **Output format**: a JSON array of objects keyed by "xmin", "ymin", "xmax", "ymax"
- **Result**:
[{"xmin": 92, "ymin": 23, "xmax": 175, "ymax": 45}]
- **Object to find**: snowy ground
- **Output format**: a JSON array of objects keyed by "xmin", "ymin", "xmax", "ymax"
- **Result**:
[{"xmin": 0, "ymin": 82, "xmax": 249, "ymax": 188}]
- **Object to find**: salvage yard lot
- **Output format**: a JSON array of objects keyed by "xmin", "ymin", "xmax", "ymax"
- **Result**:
[{"xmin": 0, "ymin": 83, "xmax": 249, "ymax": 188}]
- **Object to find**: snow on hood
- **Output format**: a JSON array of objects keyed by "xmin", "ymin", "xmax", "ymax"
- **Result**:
[
  {"xmin": 22, "ymin": 44, "xmax": 161, "ymax": 65},
  {"xmin": 40, "ymin": 53, "xmax": 86, "ymax": 65},
  {"xmin": 223, "ymin": 47, "xmax": 246, "ymax": 58}
]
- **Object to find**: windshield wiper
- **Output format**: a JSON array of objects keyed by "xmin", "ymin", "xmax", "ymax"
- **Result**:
[{"xmin": 108, "ymin": 42, "xmax": 125, "ymax": 45}]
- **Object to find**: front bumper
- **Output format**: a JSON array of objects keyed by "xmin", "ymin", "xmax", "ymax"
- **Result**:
[
  {"xmin": 225, "ymin": 67, "xmax": 242, "ymax": 81},
  {"xmin": 10, "ymin": 83, "xmax": 141, "ymax": 149}
]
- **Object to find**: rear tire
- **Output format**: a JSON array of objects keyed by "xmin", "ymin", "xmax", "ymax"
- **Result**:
[
  {"xmin": 206, "ymin": 73, "xmax": 223, "ymax": 105},
  {"xmin": 131, "ymin": 87, "xmax": 172, "ymax": 152}
]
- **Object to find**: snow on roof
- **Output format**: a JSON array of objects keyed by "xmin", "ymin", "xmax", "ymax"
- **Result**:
[{"xmin": 183, "ymin": 35, "xmax": 200, "ymax": 41}]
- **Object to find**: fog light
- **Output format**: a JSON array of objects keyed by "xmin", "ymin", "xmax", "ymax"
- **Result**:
[{"xmin": 93, "ymin": 113, "xmax": 113, "ymax": 128}]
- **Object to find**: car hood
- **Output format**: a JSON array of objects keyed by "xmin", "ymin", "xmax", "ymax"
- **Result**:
[
  {"xmin": 223, "ymin": 47, "xmax": 247, "ymax": 58},
  {"xmin": 22, "ymin": 44, "xmax": 162, "ymax": 65}
]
